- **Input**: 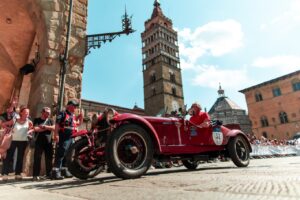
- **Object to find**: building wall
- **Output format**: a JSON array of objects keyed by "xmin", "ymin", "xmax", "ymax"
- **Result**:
[
  {"xmin": 0, "ymin": 0, "xmax": 88, "ymax": 117},
  {"xmin": 241, "ymin": 71, "xmax": 300, "ymax": 139}
]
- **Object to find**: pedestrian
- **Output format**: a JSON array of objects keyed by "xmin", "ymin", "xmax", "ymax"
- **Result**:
[
  {"xmin": 51, "ymin": 100, "xmax": 82, "ymax": 180},
  {"xmin": 32, "ymin": 107, "xmax": 55, "ymax": 181},
  {"xmin": 1, "ymin": 107, "xmax": 33, "ymax": 181},
  {"xmin": 0, "ymin": 98, "xmax": 19, "ymax": 125}
]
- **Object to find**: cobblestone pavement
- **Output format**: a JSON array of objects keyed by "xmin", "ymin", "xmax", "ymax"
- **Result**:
[{"xmin": 1, "ymin": 156, "xmax": 300, "ymax": 200}]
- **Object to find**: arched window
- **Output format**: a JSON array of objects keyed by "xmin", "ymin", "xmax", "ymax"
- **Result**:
[
  {"xmin": 262, "ymin": 132, "xmax": 268, "ymax": 139},
  {"xmin": 255, "ymin": 92, "xmax": 263, "ymax": 102},
  {"xmin": 279, "ymin": 112, "xmax": 288, "ymax": 124},
  {"xmin": 260, "ymin": 116, "xmax": 269, "ymax": 127}
]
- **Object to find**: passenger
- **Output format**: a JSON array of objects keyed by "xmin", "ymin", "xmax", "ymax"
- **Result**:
[
  {"xmin": 32, "ymin": 107, "xmax": 55, "ymax": 181},
  {"xmin": 1, "ymin": 107, "xmax": 33, "ymax": 181},
  {"xmin": 188, "ymin": 102, "xmax": 211, "ymax": 128}
]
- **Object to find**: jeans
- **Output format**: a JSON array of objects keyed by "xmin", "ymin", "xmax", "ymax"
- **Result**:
[
  {"xmin": 54, "ymin": 132, "xmax": 72, "ymax": 169},
  {"xmin": 2, "ymin": 141, "xmax": 28, "ymax": 175},
  {"xmin": 33, "ymin": 136, "xmax": 53, "ymax": 177}
]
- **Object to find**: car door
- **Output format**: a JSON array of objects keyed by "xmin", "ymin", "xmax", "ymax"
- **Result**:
[{"xmin": 186, "ymin": 121, "xmax": 214, "ymax": 145}]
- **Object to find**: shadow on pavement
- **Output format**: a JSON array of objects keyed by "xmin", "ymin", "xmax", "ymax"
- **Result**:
[
  {"xmin": 146, "ymin": 165, "xmax": 235, "ymax": 177},
  {"xmin": 0, "ymin": 165, "xmax": 237, "ymax": 190},
  {"xmin": 0, "ymin": 175, "xmax": 122, "ymax": 190}
]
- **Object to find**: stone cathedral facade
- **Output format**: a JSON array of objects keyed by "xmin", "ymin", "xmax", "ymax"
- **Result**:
[{"xmin": 142, "ymin": 0, "xmax": 184, "ymax": 116}]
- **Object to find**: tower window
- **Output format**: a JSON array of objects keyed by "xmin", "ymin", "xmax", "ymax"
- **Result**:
[
  {"xmin": 150, "ymin": 73, "xmax": 156, "ymax": 83},
  {"xmin": 255, "ymin": 92, "xmax": 263, "ymax": 102},
  {"xmin": 172, "ymin": 87, "xmax": 176, "ymax": 96},
  {"xmin": 152, "ymin": 87, "xmax": 156, "ymax": 96},
  {"xmin": 279, "ymin": 112, "xmax": 288, "ymax": 124},
  {"xmin": 170, "ymin": 72, "xmax": 175, "ymax": 83}
]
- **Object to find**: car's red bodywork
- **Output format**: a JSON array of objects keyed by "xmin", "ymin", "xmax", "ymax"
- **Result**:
[{"xmin": 111, "ymin": 113, "xmax": 251, "ymax": 156}]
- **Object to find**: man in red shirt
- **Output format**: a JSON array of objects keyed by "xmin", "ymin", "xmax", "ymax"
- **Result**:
[{"xmin": 189, "ymin": 102, "xmax": 211, "ymax": 128}]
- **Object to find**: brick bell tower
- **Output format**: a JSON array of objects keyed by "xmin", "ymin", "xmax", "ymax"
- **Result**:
[{"xmin": 142, "ymin": 0, "xmax": 184, "ymax": 116}]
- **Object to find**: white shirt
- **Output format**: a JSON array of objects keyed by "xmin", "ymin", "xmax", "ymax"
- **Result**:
[{"xmin": 11, "ymin": 119, "xmax": 30, "ymax": 141}]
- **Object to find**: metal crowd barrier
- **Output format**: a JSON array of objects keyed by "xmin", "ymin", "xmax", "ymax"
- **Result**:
[{"xmin": 250, "ymin": 145, "xmax": 300, "ymax": 158}]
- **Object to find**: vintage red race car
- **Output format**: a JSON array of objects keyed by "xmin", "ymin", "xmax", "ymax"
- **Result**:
[{"xmin": 105, "ymin": 110, "xmax": 252, "ymax": 179}]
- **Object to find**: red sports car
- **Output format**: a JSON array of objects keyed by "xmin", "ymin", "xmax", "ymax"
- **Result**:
[{"xmin": 105, "ymin": 111, "xmax": 251, "ymax": 179}]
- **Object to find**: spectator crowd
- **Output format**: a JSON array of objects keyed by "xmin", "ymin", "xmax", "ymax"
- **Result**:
[{"xmin": 0, "ymin": 97, "xmax": 82, "ymax": 182}]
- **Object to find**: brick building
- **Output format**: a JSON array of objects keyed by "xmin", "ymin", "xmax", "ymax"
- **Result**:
[
  {"xmin": 239, "ymin": 70, "xmax": 300, "ymax": 140},
  {"xmin": 209, "ymin": 85, "xmax": 252, "ymax": 134},
  {"xmin": 80, "ymin": 99, "xmax": 145, "ymax": 130},
  {"xmin": 142, "ymin": 0, "xmax": 184, "ymax": 116}
]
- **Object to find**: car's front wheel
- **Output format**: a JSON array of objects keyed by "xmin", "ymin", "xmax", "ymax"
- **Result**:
[
  {"xmin": 228, "ymin": 135, "xmax": 250, "ymax": 167},
  {"xmin": 106, "ymin": 124, "xmax": 154, "ymax": 179}
]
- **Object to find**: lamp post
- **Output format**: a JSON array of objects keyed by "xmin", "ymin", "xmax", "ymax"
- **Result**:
[{"xmin": 58, "ymin": 0, "xmax": 74, "ymax": 113}]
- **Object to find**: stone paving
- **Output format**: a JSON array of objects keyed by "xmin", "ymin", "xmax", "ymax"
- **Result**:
[{"xmin": 1, "ymin": 156, "xmax": 300, "ymax": 200}]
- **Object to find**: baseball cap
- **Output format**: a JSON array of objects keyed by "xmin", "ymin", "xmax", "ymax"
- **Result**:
[{"xmin": 67, "ymin": 100, "xmax": 79, "ymax": 107}]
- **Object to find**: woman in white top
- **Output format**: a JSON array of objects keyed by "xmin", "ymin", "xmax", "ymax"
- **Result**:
[{"xmin": 1, "ymin": 107, "xmax": 33, "ymax": 181}]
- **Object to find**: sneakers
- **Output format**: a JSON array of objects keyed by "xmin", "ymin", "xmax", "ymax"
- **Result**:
[
  {"xmin": 15, "ymin": 175, "xmax": 22, "ymax": 180},
  {"xmin": 1, "ymin": 175, "xmax": 8, "ymax": 182},
  {"xmin": 61, "ymin": 168, "xmax": 73, "ymax": 178},
  {"xmin": 51, "ymin": 170, "xmax": 64, "ymax": 180},
  {"xmin": 32, "ymin": 176, "xmax": 41, "ymax": 181}
]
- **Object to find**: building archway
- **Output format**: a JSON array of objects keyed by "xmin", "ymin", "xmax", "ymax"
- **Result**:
[
  {"xmin": 0, "ymin": 0, "xmax": 87, "ymax": 117},
  {"xmin": 0, "ymin": 0, "xmax": 47, "ymax": 112}
]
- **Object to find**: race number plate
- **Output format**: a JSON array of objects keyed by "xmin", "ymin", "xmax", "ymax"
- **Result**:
[{"xmin": 212, "ymin": 127, "xmax": 223, "ymax": 145}]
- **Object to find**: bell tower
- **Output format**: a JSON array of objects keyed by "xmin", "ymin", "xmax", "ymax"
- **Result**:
[{"xmin": 142, "ymin": 0, "xmax": 184, "ymax": 116}]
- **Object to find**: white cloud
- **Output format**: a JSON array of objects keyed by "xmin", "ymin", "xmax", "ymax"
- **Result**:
[
  {"xmin": 178, "ymin": 19, "xmax": 244, "ymax": 70},
  {"xmin": 271, "ymin": 0, "xmax": 300, "ymax": 25},
  {"xmin": 261, "ymin": 0, "xmax": 300, "ymax": 31},
  {"xmin": 190, "ymin": 65, "xmax": 252, "ymax": 90},
  {"xmin": 252, "ymin": 55, "xmax": 300, "ymax": 73}
]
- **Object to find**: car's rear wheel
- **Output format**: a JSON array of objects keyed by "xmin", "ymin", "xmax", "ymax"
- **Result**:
[
  {"xmin": 106, "ymin": 124, "xmax": 154, "ymax": 179},
  {"xmin": 228, "ymin": 135, "xmax": 250, "ymax": 167},
  {"xmin": 182, "ymin": 160, "xmax": 199, "ymax": 170}
]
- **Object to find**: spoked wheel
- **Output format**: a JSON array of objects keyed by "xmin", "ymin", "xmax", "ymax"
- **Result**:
[
  {"xmin": 106, "ymin": 124, "xmax": 154, "ymax": 179},
  {"xmin": 182, "ymin": 160, "xmax": 199, "ymax": 170},
  {"xmin": 228, "ymin": 135, "xmax": 250, "ymax": 167},
  {"xmin": 66, "ymin": 138, "xmax": 105, "ymax": 179}
]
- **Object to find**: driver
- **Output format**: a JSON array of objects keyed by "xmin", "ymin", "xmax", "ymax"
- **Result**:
[{"xmin": 189, "ymin": 102, "xmax": 211, "ymax": 128}]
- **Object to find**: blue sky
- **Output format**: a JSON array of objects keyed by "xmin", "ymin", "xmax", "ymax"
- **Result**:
[{"xmin": 82, "ymin": 0, "xmax": 300, "ymax": 112}]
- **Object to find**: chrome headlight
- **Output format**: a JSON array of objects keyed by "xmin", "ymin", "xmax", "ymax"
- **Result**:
[{"xmin": 106, "ymin": 108, "xmax": 116, "ymax": 124}]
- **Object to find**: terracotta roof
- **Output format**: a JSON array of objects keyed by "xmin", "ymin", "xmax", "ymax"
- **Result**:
[{"xmin": 239, "ymin": 70, "xmax": 300, "ymax": 93}]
